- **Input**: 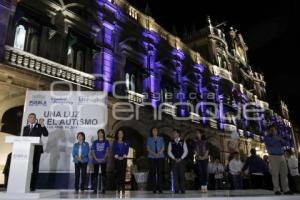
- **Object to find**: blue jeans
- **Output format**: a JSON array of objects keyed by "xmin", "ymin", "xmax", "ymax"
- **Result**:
[{"xmin": 232, "ymin": 174, "xmax": 243, "ymax": 189}]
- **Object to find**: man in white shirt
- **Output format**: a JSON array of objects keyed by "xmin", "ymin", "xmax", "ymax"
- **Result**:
[
  {"xmin": 213, "ymin": 158, "xmax": 225, "ymax": 189},
  {"xmin": 284, "ymin": 149, "xmax": 300, "ymax": 193},
  {"xmin": 229, "ymin": 152, "xmax": 243, "ymax": 189},
  {"xmin": 168, "ymin": 129, "xmax": 188, "ymax": 194}
]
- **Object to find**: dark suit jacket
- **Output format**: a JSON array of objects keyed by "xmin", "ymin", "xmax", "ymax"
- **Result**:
[
  {"xmin": 23, "ymin": 123, "xmax": 49, "ymax": 154},
  {"xmin": 3, "ymin": 153, "xmax": 11, "ymax": 175}
]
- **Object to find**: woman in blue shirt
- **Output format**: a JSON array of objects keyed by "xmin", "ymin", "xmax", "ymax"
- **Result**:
[
  {"xmin": 91, "ymin": 129, "xmax": 110, "ymax": 194},
  {"xmin": 112, "ymin": 129, "xmax": 129, "ymax": 194},
  {"xmin": 72, "ymin": 132, "xmax": 89, "ymax": 193},
  {"xmin": 147, "ymin": 127, "xmax": 165, "ymax": 193}
]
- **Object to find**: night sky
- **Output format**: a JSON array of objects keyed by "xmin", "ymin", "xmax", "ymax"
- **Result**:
[{"xmin": 127, "ymin": 0, "xmax": 300, "ymax": 128}]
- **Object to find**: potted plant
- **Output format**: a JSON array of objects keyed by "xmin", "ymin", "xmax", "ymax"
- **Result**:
[{"xmin": 133, "ymin": 156, "xmax": 149, "ymax": 190}]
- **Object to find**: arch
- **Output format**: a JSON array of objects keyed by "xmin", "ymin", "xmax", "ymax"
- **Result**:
[
  {"xmin": 0, "ymin": 92, "xmax": 25, "ymax": 131},
  {"xmin": 111, "ymin": 120, "xmax": 148, "ymax": 139},
  {"xmin": 1, "ymin": 106, "xmax": 23, "ymax": 135}
]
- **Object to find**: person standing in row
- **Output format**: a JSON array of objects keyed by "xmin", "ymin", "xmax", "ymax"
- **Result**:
[
  {"xmin": 168, "ymin": 129, "xmax": 188, "ymax": 194},
  {"xmin": 23, "ymin": 113, "xmax": 48, "ymax": 191},
  {"xmin": 213, "ymin": 158, "xmax": 225, "ymax": 190},
  {"xmin": 91, "ymin": 129, "xmax": 110, "ymax": 194},
  {"xmin": 72, "ymin": 132, "xmax": 90, "ymax": 193},
  {"xmin": 229, "ymin": 152, "xmax": 243, "ymax": 189},
  {"xmin": 194, "ymin": 131, "xmax": 209, "ymax": 193},
  {"xmin": 264, "ymin": 124, "xmax": 292, "ymax": 195},
  {"xmin": 242, "ymin": 148, "xmax": 267, "ymax": 189},
  {"xmin": 147, "ymin": 127, "xmax": 165, "ymax": 194},
  {"xmin": 112, "ymin": 129, "xmax": 129, "ymax": 194},
  {"xmin": 284, "ymin": 149, "xmax": 300, "ymax": 193}
]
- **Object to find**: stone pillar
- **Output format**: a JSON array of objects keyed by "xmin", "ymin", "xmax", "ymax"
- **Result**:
[
  {"xmin": 0, "ymin": 0, "xmax": 17, "ymax": 61},
  {"xmin": 210, "ymin": 76, "xmax": 223, "ymax": 129},
  {"xmin": 143, "ymin": 30, "xmax": 159, "ymax": 107},
  {"xmin": 172, "ymin": 49, "xmax": 186, "ymax": 117},
  {"xmin": 101, "ymin": 21, "xmax": 115, "ymax": 93}
]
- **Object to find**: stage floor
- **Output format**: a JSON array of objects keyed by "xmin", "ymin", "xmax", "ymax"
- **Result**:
[{"xmin": 1, "ymin": 190, "xmax": 299, "ymax": 200}]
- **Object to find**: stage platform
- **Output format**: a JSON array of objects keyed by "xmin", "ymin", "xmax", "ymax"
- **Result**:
[{"xmin": 1, "ymin": 190, "xmax": 300, "ymax": 200}]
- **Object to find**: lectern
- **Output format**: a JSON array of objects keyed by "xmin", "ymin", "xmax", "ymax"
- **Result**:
[
  {"xmin": 5, "ymin": 136, "xmax": 40, "ymax": 193},
  {"xmin": 0, "ymin": 136, "xmax": 56, "ymax": 199}
]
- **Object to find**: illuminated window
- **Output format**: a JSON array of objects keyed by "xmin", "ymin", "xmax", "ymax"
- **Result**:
[
  {"xmin": 67, "ymin": 46, "xmax": 74, "ymax": 68},
  {"xmin": 126, "ymin": 73, "xmax": 130, "ymax": 90},
  {"xmin": 125, "ymin": 73, "xmax": 136, "ymax": 91},
  {"xmin": 13, "ymin": 25, "xmax": 26, "ymax": 50}
]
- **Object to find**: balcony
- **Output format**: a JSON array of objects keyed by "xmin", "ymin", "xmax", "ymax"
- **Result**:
[
  {"xmin": 209, "ymin": 65, "xmax": 232, "ymax": 81},
  {"xmin": 161, "ymin": 103, "xmax": 176, "ymax": 116},
  {"xmin": 224, "ymin": 124, "xmax": 237, "ymax": 132},
  {"xmin": 127, "ymin": 90, "xmax": 145, "ymax": 106},
  {"xmin": 208, "ymin": 118, "xmax": 218, "ymax": 129},
  {"xmin": 3, "ymin": 46, "xmax": 96, "ymax": 89},
  {"xmin": 190, "ymin": 112, "xmax": 201, "ymax": 123}
]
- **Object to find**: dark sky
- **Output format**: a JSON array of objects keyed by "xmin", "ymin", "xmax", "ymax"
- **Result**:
[{"xmin": 127, "ymin": 0, "xmax": 300, "ymax": 128}]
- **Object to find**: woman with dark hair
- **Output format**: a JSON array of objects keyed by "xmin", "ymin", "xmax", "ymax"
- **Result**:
[
  {"xmin": 72, "ymin": 132, "xmax": 89, "ymax": 193},
  {"xmin": 147, "ymin": 127, "xmax": 165, "ymax": 193},
  {"xmin": 91, "ymin": 129, "xmax": 110, "ymax": 194},
  {"xmin": 194, "ymin": 130, "xmax": 209, "ymax": 193},
  {"xmin": 112, "ymin": 129, "xmax": 129, "ymax": 194}
]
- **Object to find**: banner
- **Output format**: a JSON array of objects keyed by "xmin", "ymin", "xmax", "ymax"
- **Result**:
[{"xmin": 21, "ymin": 90, "xmax": 108, "ymax": 172}]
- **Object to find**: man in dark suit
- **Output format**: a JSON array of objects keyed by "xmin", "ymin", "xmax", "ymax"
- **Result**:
[{"xmin": 23, "ymin": 113, "xmax": 48, "ymax": 191}]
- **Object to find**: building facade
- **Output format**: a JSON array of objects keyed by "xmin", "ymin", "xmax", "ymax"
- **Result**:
[{"xmin": 0, "ymin": 0, "xmax": 297, "ymax": 189}]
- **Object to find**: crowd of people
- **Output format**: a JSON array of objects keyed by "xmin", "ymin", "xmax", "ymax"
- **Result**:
[{"xmin": 2, "ymin": 113, "xmax": 300, "ymax": 196}]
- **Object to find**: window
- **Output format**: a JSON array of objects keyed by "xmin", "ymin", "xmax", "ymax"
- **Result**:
[
  {"xmin": 125, "ymin": 73, "xmax": 136, "ymax": 91},
  {"xmin": 29, "ymin": 34, "xmax": 38, "ymax": 54},
  {"xmin": 13, "ymin": 25, "xmax": 26, "ymax": 50},
  {"xmin": 76, "ymin": 50, "xmax": 84, "ymax": 70}
]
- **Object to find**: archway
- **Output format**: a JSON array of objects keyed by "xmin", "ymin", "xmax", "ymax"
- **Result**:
[{"xmin": 1, "ymin": 105, "xmax": 23, "ymax": 135}]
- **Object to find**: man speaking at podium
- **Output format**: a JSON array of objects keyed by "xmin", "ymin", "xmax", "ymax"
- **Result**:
[{"xmin": 23, "ymin": 113, "xmax": 49, "ymax": 191}]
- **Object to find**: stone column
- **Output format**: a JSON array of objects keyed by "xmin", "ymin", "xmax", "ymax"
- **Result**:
[
  {"xmin": 172, "ymin": 49, "xmax": 186, "ymax": 117},
  {"xmin": 143, "ymin": 30, "xmax": 159, "ymax": 107}
]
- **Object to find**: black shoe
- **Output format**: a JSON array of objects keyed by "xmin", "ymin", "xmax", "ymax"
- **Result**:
[
  {"xmin": 284, "ymin": 191, "xmax": 293, "ymax": 195},
  {"xmin": 174, "ymin": 190, "xmax": 179, "ymax": 194},
  {"xmin": 275, "ymin": 191, "xmax": 281, "ymax": 195},
  {"xmin": 153, "ymin": 190, "xmax": 157, "ymax": 194}
]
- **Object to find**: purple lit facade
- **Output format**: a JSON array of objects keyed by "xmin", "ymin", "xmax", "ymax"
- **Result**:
[{"xmin": 0, "ymin": 0, "xmax": 297, "ymax": 190}]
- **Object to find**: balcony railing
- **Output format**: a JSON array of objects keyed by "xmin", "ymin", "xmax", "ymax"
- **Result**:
[
  {"xmin": 127, "ymin": 90, "xmax": 145, "ymax": 106},
  {"xmin": 4, "ymin": 45, "xmax": 96, "ymax": 89},
  {"xmin": 190, "ymin": 112, "xmax": 201, "ymax": 123},
  {"xmin": 224, "ymin": 124, "xmax": 237, "ymax": 132},
  {"xmin": 161, "ymin": 103, "xmax": 176, "ymax": 116},
  {"xmin": 208, "ymin": 118, "xmax": 218, "ymax": 129},
  {"xmin": 210, "ymin": 65, "xmax": 232, "ymax": 81}
]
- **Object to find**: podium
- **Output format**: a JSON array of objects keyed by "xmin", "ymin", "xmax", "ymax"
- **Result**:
[
  {"xmin": 5, "ymin": 136, "xmax": 40, "ymax": 193},
  {"xmin": 0, "ymin": 136, "xmax": 56, "ymax": 199}
]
